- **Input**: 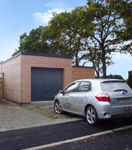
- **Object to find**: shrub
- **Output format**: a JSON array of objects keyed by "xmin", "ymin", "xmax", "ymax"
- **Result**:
[
  {"xmin": 127, "ymin": 73, "xmax": 132, "ymax": 89},
  {"xmin": 106, "ymin": 74, "xmax": 124, "ymax": 80}
]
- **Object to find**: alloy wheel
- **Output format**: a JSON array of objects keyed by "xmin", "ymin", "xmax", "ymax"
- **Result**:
[
  {"xmin": 54, "ymin": 101, "xmax": 62, "ymax": 114},
  {"xmin": 86, "ymin": 106, "xmax": 98, "ymax": 125}
]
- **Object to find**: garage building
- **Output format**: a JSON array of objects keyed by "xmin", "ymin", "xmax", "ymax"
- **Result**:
[{"xmin": 0, "ymin": 52, "xmax": 95, "ymax": 103}]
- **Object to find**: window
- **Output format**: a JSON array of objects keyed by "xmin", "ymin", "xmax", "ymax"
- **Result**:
[
  {"xmin": 78, "ymin": 82, "xmax": 91, "ymax": 92},
  {"xmin": 65, "ymin": 82, "xmax": 79, "ymax": 93},
  {"xmin": 101, "ymin": 81, "xmax": 131, "ymax": 92}
]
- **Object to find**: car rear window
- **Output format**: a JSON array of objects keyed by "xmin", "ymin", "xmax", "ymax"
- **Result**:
[{"xmin": 101, "ymin": 81, "xmax": 131, "ymax": 92}]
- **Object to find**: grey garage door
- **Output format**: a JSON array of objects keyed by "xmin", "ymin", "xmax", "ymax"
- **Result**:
[{"xmin": 31, "ymin": 67, "xmax": 63, "ymax": 101}]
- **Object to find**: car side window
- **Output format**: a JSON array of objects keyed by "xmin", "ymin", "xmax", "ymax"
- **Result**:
[
  {"xmin": 78, "ymin": 81, "xmax": 91, "ymax": 92},
  {"xmin": 65, "ymin": 82, "xmax": 79, "ymax": 94}
]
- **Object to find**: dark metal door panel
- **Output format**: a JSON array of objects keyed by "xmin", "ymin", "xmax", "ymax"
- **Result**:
[{"xmin": 31, "ymin": 67, "xmax": 63, "ymax": 101}]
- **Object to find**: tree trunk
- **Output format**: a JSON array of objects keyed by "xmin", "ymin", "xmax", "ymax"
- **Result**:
[
  {"xmin": 102, "ymin": 49, "xmax": 107, "ymax": 78},
  {"xmin": 75, "ymin": 57, "xmax": 79, "ymax": 66},
  {"xmin": 96, "ymin": 70, "xmax": 100, "ymax": 78}
]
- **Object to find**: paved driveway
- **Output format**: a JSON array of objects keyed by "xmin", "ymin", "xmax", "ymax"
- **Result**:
[
  {"xmin": 0, "ymin": 119, "xmax": 132, "ymax": 150},
  {"xmin": 0, "ymin": 99, "xmax": 81, "ymax": 132}
]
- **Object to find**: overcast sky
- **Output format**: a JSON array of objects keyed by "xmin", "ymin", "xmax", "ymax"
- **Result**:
[{"xmin": 0, "ymin": 0, "xmax": 131, "ymax": 79}]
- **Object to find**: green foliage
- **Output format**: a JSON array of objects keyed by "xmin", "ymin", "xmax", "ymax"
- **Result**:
[
  {"xmin": 49, "ymin": 7, "xmax": 91, "ymax": 66},
  {"xmin": 128, "ymin": 73, "xmax": 132, "ymax": 89},
  {"xmin": 110, "ymin": 0, "xmax": 132, "ymax": 53},
  {"xmin": 12, "ymin": 26, "xmax": 67, "ymax": 56},
  {"xmin": 83, "ymin": 0, "xmax": 123, "ymax": 77},
  {"xmin": 13, "ymin": 0, "xmax": 132, "ymax": 78},
  {"xmin": 49, "ymin": 1, "xmax": 123, "ymax": 76},
  {"xmin": 107, "ymin": 74, "xmax": 124, "ymax": 80}
]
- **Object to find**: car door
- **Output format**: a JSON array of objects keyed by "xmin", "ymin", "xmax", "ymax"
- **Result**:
[
  {"xmin": 71, "ymin": 81, "xmax": 92, "ymax": 115},
  {"xmin": 61, "ymin": 82, "xmax": 80, "ymax": 112}
]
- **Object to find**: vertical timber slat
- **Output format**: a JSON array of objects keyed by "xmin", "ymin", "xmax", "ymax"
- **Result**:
[{"xmin": 0, "ymin": 73, "xmax": 3, "ymax": 100}]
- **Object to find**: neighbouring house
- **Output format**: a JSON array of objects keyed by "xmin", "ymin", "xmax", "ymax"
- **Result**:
[
  {"xmin": 128, "ymin": 71, "xmax": 132, "ymax": 77},
  {"xmin": 0, "ymin": 52, "xmax": 95, "ymax": 103}
]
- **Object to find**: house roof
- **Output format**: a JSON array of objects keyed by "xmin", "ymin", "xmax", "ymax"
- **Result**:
[{"xmin": 0, "ymin": 52, "xmax": 72, "ymax": 64}]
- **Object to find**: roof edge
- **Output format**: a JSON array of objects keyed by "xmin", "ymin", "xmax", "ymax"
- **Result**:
[
  {"xmin": 1, "ymin": 52, "xmax": 72, "ymax": 64},
  {"xmin": 72, "ymin": 66, "xmax": 95, "ymax": 69},
  {"xmin": 1, "ymin": 53, "xmax": 21, "ymax": 64},
  {"xmin": 21, "ymin": 52, "xmax": 72, "ymax": 59}
]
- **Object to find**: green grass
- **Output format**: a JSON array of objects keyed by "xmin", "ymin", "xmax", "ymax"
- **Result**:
[{"xmin": 27, "ymin": 107, "xmax": 71, "ymax": 119}]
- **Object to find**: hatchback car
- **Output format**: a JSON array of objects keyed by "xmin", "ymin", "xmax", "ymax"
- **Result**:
[{"xmin": 54, "ymin": 79, "xmax": 132, "ymax": 125}]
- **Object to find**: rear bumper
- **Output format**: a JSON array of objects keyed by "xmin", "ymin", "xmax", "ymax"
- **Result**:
[
  {"xmin": 95, "ymin": 102, "xmax": 132, "ymax": 119},
  {"xmin": 111, "ymin": 113, "xmax": 132, "ymax": 118}
]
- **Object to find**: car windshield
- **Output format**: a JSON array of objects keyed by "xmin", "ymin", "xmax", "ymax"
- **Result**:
[{"xmin": 101, "ymin": 81, "xmax": 131, "ymax": 92}]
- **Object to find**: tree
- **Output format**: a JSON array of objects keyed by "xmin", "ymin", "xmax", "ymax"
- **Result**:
[
  {"xmin": 49, "ymin": 7, "xmax": 92, "ymax": 66},
  {"xmin": 13, "ymin": 32, "xmax": 28, "ymax": 56},
  {"xmin": 107, "ymin": 74, "xmax": 124, "ymax": 80},
  {"xmin": 49, "ymin": 0, "xmax": 125, "ymax": 77},
  {"xmin": 13, "ymin": 0, "xmax": 131, "ymax": 78},
  {"xmin": 127, "ymin": 73, "xmax": 132, "ymax": 89},
  {"xmin": 110, "ymin": 0, "xmax": 132, "ymax": 53},
  {"xmin": 13, "ymin": 26, "xmax": 44, "ymax": 55},
  {"xmin": 12, "ymin": 26, "xmax": 67, "ymax": 56},
  {"xmin": 82, "ymin": 0, "xmax": 124, "ymax": 78}
]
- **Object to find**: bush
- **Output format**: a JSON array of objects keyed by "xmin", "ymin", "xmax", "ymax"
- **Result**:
[
  {"xmin": 127, "ymin": 73, "xmax": 132, "ymax": 89},
  {"xmin": 106, "ymin": 74, "xmax": 124, "ymax": 80}
]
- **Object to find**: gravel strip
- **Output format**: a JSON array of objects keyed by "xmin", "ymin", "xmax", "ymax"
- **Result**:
[{"xmin": 0, "ymin": 103, "xmax": 81, "ymax": 132}]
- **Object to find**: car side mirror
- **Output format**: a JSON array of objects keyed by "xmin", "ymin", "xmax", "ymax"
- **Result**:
[{"xmin": 59, "ymin": 90, "xmax": 64, "ymax": 95}]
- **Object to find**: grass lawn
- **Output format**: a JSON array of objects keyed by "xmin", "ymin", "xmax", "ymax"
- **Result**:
[{"xmin": 27, "ymin": 107, "xmax": 73, "ymax": 119}]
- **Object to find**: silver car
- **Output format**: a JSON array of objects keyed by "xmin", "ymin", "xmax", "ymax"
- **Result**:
[{"xmin": 54, "ymin": 79, "xmax": 132, "ymax": 125}]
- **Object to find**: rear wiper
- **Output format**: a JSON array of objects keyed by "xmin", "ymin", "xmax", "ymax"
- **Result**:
[{"xmin": 113, "ymin": 89, "xmax": 128, "ymax": 92}]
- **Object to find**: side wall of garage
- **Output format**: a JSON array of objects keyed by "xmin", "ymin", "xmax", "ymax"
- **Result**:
[
  {"xmin": 0, "ymin": 56, "xmax": 22, "ymax": 103},
  {"xmin": 0, "ymin": 74, "xmax": 3, "ymax": 99},
  {"xmin": 0, "ymin": 53, "xmax": 95, "ymax": 103},
  {"xmin": 0, "ymin": 64, "xmax": 2, "ymax": 73},
  {"xmin": 72, "ymin": 66, "xmax": 95, "ymax": 81},
  {"xmin": 21, "ymin": 54, "xmax": 72, "ymax": 103}
]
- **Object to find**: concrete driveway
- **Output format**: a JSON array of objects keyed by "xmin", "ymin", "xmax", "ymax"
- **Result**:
[{"xmin": 0, "ymin": 99, "xmax": 81, "ymax": 132}]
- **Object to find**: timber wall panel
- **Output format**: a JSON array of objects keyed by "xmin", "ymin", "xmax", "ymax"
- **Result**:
[
  {"xmin": 72, "ymin": 67, "xmax": 95, "ymax": 82},
  {"xmin": 21, "ymin": 55, "xmax": 72, "ymax": 103},
  {"xmin": 0, "ymin": 64, "xmax": 2, "ymax": 73},
  {"xmin": 1, "ymin": 56, "xmax": 21, "ymax": 103},
  {"xmin": 0, "ymin": 78, "xmax": 3, "ymax": 99},
  {"xmin": 1, "ymin": 54, "xmax": 95, "ymax": 103}
]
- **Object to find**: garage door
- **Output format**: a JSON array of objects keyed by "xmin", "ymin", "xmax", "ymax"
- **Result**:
[{"xmin": 31, "ymin": 67, "xmax": 63, "ymax": 101}]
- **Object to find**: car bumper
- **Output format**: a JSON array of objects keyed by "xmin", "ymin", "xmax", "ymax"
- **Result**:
[{"xmin": 95, "ymin": 102, "xmax": 132, "ymax": 119}]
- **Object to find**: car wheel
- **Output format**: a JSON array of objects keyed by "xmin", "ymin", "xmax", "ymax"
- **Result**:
[
  {"xmin": 54, "ymin": 100, "xmax": 62, "ymax": 114},
  {"xmin": 86, "ymin": 106, "xmax": 98, "ymax": 125}
]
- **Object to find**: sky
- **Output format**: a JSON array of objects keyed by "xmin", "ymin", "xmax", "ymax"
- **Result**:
[{"xmin": 0, "ymin": 0, "xmax": 131, "ymax": 79}]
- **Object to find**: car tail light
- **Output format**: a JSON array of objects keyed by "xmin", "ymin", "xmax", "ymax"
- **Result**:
[{"xmin": 95, "ymin": 93, "xmax": 111, "ymax": 101}]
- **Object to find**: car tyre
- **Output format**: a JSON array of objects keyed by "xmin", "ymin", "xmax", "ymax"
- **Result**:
[
  {"xmin": 54, "ymin": 100, "xmax": 62, "ymax": 114},
  {"xmin": 86, "ymin": 106, "xmax": 98, "ymax": 126}
]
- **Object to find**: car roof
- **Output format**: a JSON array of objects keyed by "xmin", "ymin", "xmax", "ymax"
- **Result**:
[
  {"xmin": 74, "ymin": 78, "xmax": 124, "ymax": 83},
  {"xmin": 64, "ymin": 78, "xmax": 125, "ymax": 90}
]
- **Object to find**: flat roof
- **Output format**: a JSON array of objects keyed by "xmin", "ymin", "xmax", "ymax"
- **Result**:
[
  {"xmin": 72, "ymin": 66, "xmax": 94, "ymax": 69},
  {"xmin": 0, "ymin": 52, "xmax": 94, "ymax": 68},
  {"xmin": 0, "ymin": 52, "xmax": 72, "ymax": 64},
  {"xmin": 21, "ymin": 52, "xmax": 72, "ymax": 59}
]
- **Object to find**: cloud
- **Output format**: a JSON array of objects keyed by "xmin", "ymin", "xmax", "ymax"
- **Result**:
[{"xmin": 33, "ymin": 8, "xmax": 65, "ymax": 25}]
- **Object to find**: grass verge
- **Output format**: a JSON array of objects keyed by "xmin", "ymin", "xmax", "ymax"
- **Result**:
[{"xmin": 27, "ymin": 107, "xmax": 72, "ymax": 120}]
